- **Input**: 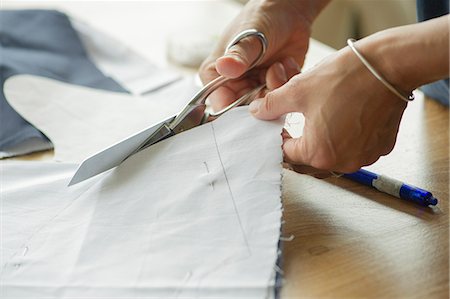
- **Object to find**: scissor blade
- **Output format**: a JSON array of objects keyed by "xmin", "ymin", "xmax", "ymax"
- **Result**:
[
  {"xmin": 170, "ymin": 104, "xmax": 207, "ymax": 133},
  {"xmin": 69, "ymin": 115, "xmax": 175, "ymax": 186}
]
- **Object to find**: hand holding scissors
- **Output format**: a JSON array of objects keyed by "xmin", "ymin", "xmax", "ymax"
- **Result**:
[{"xmin": 70, "ymin": 30, "xmax": 271, "ymax": 185}]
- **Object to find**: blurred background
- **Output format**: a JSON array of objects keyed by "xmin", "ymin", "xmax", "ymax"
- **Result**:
[
  {"xmin": 2, "ymin": 0, "xmax": 419, "ymax": 69},
  {"xmin": 237, "ymin": 0, "xmax": 417, "ymax": 49}
]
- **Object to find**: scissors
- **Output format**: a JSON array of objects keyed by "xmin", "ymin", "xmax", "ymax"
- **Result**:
[{"xmin": 69, "ymin": 29, "xmax": 268, "ymax": 186}]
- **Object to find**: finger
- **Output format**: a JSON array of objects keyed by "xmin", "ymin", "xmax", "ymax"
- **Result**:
[
  {"xmin": 208, "ymin": 86, "xmax": 237, "ymax": 112},
  {"xmin": 291, "ymin": 164, "xmax": 329, "ymax": 177},
  {"xmin": 249, "ymin": 82, "xmax": 300, "ymax": 120},
  {"xmin": 208, "ymin": 76, "xmax": 260, "ymax": 112},
  {"xmin": 281, "ymin": 57, "xmax": 300, "ymax": 80},
  {"xmin": 281, "ymin": 128, "xmax": 291, "ymax": 140},
  {"xmin": 216, "ymin": 35, "xmax": 263, "ymax": 79},
  {"xmin": 266, "ymin": 62, "xmax": 288, "ymax": 90},
  {"xmin": 199, "ymin": 59, "xmax": 220, "ymax": 85}
]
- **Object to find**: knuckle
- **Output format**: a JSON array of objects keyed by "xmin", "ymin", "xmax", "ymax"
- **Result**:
[
  {"xmin": 263, "ymin": 92, "xmax": 275, "ymax": 112},
  {"xmin": 284, "ymin": 77, "xmax": 303, "ymax": 109},
  {"xmin": 228, "ymin": 44, "xmax": 251, "ymax": 65},
  {"xmin": 381, "ymin": 139, "xmax": 396, "ymax": 156},
  {"xmin": 198, "ymin": 60, "xmax": 218, "ymax": 83}
]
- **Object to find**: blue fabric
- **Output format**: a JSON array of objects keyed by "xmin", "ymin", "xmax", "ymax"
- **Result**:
[
  {"xmin": 416, "ymin": 0, "xmax": 449, "ymax": 106},
  {"xmin": 0, "ymin": 10, "xmax": 127, "ymax": 152}
]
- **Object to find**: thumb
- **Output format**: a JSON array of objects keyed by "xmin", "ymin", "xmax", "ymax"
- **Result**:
[
  {"xmin": 216, "ymin": 35, "xmax": 263, "ymax": 79},
  {"xmin": 249, "ymin": 84, "xmax": 300, "ymax": 120}
]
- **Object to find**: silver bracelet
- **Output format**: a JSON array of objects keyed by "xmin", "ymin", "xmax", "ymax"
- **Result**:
[{"xmin": 347, "ymin": 38, "xmax": 414, "ymax": 102}]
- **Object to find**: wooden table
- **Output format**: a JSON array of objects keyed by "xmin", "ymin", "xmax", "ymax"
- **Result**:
[
  {"xmin": 282, "ymin": 97, "xmax": 449, "ymax": 298},
  {"xmin": 4, "ymin": 1, "xmax": 449, "ymax": 298}
]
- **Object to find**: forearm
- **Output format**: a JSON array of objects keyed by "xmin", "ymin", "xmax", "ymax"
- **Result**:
[
  {"xmin": 287, "ymin": 0, "xmax": 331, "ymax": 25},
  {"xmin": 355, "ymin": 15, "xmax": 449, "ymax": 93}
]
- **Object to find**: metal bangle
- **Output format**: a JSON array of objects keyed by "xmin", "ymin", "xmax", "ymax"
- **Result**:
[{"xmin": 347, "ymin": 38, "xmax": 414, "ymax": 102}]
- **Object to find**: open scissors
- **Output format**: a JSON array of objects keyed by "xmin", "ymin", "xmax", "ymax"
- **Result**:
[{"xmin": 69, "ymin": 29, "xmax": 268, "ymax": 185}]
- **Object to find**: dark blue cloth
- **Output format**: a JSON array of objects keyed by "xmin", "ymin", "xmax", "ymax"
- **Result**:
[
  {"xmin": 416, "ymin": 0, "xmax": 449, "ymax": 106},
  {"xmin": 0, "ymin": 10, "xmax": 127, "ymax": 153}
]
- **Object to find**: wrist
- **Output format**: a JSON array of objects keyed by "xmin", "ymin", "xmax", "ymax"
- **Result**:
[
  {"xmin": 347, "ymin": 38, "xmax": 414, "ymax": 102},
  {"xmin": 355, "ymin": 31, "xmax": 418, "ymax": 96},
  {"xmin": 355, "ymin": 16, "xmax": 450, "ymax": 94}
]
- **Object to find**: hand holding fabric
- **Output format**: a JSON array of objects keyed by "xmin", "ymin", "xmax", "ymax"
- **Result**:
[{"xmin": 250, "ymin": 45, "xmax": 408, "ymax": 174}]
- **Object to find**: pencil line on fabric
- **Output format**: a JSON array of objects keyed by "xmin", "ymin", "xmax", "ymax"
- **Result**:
[{"xmin": 210, "ymin": 122, "xmax": 251, "ymax": 255}]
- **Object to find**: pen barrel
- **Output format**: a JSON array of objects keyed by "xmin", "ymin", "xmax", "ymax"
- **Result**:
[
  {"xmin": 372, "ymin": 174, "xmax": 403, "ymax": 197},
  {"xmin": 372, "ymin": 175, "xmax": 436, "ymax": 206},
  {"xmin": 343, "ymin": 169, "xmax": 437, "ymax": 206}
]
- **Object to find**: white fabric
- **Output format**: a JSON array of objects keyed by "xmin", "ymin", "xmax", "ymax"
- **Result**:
[
  {"xmin": 4, "ymin": 75, "xmax": 199, "ymax": 163},
  {"xmin": 1, "ymin": 161, "xmax": 101, "ymax": 263},
  {"xmin": 1, "ymin": 107, "xmax": 283, "ymax": 298}
]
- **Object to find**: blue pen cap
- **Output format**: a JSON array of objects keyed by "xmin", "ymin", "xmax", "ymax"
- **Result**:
[{"xmin": 399, "ymin": 184, "xmax": 438, "ymax": 206}]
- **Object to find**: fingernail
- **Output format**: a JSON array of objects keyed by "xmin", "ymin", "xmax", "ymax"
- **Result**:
[
  {"xmin": 285, "ymin": 57, "xmax": 299, "ymax": 71},
  {"xmin": 274, "ymin": 62, "xmax": 288, "ymax": 82},
  {"xmin": 249, "ymin": 99, "xmax": 261, "ymax": 114},
  {"xmin": 223, "ymin": 52, "xmax": 245, "ymax": 64}
]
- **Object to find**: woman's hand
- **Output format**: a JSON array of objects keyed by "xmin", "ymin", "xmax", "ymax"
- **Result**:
[
  {"xmin": 199, "ymin": 0, "xmax": 329, "ymax": 111},
  {"xmin": 250, "ymin": 37, "xmax": 408, "ymax": 175},
  {"xmin": 249, "ymin": 15, "xmax": 449, "ymax": 175}
]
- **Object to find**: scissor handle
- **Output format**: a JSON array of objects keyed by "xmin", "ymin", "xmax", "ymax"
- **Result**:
[
  {"xmin": 225, "ymin": 29, "xmax": 268, "ymax": 70},
  {"xmin": 209, "ymin": 83, "xmax": 266, "ymax": 118},
  {"xmin": 191, "ymin": 29, "xmax": 267, "ymax": 107},
  {"xmin": 170, "ymin": 29, "xmax": 267, "ymax": 130}
]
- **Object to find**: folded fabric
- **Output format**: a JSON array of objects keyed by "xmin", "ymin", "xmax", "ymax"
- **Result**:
[{"xmin": 0, "ymin": 10, "xmax": 127, "ymax": 157}]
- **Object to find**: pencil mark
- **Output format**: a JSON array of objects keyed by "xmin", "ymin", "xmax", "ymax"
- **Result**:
[
  {"xmin": 203, "ymin": 161, "xmax": 210, "ymax": 173},
  {"xmin": 1, "ymin": 182, "xmax": 98, "ymax": 273},
  {"xmin": 173, "ymin": 270, "xmax": 193, "ymax": 298},
  {"xmin": 210, "ymin": 122, "xmax": 250, "ymax": 254},
  {"xmin": 203, "ymin": 161, "xmax": 215, "ymax": 190}
]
